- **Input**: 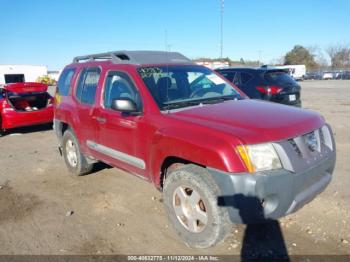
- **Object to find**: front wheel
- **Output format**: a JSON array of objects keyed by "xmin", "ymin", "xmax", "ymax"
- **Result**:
[
  {"xmin": 163, "ymin": 164, "xmax": 231, "ymax": 248},
  {"xmin": 62, "ymin": 129, "xmax": 93, "ymax": 176}
]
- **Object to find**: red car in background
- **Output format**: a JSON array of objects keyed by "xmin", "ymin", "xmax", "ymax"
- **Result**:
[{"xmin": 0, "ymin": 82, "xmax": 54, "ymax": 135}]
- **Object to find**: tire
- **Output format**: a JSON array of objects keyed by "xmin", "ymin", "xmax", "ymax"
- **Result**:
[
  {"xmin": 62, "ymin": 128, "xmax": 93, "ymax": 176},
  {"xmin": 0, "ymin": 118, "xmax": 4, "ymax": 137},
  {"xmin": 163, "ymin": 164, "xmax": 231, "ymax": 248}
]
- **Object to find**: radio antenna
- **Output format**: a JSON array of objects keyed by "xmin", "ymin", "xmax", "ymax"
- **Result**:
[{"xmin": 220, "ymin": 0, "xmax": 224, "ymax": 59}]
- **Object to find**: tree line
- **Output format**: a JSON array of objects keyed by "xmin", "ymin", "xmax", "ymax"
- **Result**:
[
  {"xmin": 194, "ymin": 43, "xmax": 350, "ymax": 71},
  {"xmin": 284, "ymin": 44, "xmax": 350, "ymax": 70}
]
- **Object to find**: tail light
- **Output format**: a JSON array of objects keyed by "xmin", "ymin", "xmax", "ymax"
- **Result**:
[
  {"xmin": 2, "ymin": 100, "xmax": 14, "ymax": 112},
  {"xmin": 256, "ymin": 86, "xmax": 282, "ymax": 95}
]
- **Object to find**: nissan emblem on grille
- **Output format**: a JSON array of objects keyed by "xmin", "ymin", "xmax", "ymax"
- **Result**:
[{"xmin": 305, "ymin": 132, "xmax": 318, "ymax": 152}]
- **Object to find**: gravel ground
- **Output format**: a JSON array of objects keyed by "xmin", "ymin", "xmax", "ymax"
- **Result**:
[{"xmin": 0, "ymin": 80, "xmax": 349, "ymax": 257}]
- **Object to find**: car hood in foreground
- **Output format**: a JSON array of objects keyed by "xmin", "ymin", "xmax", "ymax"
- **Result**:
[{"xmin": 169, "ymin": 99, "xmax": 324, "ymax": 145}]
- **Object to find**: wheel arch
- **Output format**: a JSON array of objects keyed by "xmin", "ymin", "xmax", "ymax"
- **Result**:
[
  {"xmin": 149, "ymin": 132, "xmax": 241, "ymax": 189},
  {"xmin": 53, "ymin": 119, "xmax": 70, "ymax": 145},
  {"xmin": 158, "ymin": 156, "xmax": 205, "ymax": 190}
]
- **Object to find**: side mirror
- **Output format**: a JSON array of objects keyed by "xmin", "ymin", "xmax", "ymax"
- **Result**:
[{"xmin": 111, "ymin": 98, "xmax": 138, "ymax": 113}]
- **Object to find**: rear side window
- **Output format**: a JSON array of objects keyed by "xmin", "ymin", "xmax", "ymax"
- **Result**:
[
  {"xmin": 218, "ymin": 71, "xmax": 236, "ymax": 82},
  {"xmin": 76, "ymin": 68, "xmax": 101, "ymax": 105},
  {"xmin": 232, "ymin": 72, "xmax": 241, "ymax": 85},
  {"xmin": 264, "ymin": 71, "xmax": 296, "ymax": 85},
  {"xmin": 240, "ymin": 72, "xmax": 253, "ymax": 84},
  {"xmin": 57, "ymin": 68, "xmax": 75, "ymax": 96}
]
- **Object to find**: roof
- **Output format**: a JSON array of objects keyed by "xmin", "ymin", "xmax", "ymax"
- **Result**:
[
  {"xmin": 216, "ymin": 67, "xmax": 258, "ymax": 71},
  {"xmin": 215, "ymin": 66, "xmax": 289, "ymax": 73},
  {"xmin": 72, "ymin": 50, "xmax": 194, "ymax": 65}
]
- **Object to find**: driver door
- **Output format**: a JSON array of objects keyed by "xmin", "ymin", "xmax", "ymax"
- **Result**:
[{"xmin": 89, "ymin": 71, "xmax": 148, "ymax": 177}]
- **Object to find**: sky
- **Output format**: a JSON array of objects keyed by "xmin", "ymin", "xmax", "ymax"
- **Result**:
[{"xmin": 0, "ymin": 0, "xmax": 349, "ymax": 70}]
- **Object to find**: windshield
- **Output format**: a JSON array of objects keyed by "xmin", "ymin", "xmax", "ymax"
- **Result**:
[
  {"xmin": 264, "ymin": 71, "xmax": 297, "ymax": 85},
  {"xmin": 138, "ymin": 65, "xmax": 242, "ymax": 110}
]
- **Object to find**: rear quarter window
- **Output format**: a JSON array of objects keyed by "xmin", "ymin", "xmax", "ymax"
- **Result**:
[{"xmin": 57, "ymin": 68, "xmax": 76, "ymax": 96}]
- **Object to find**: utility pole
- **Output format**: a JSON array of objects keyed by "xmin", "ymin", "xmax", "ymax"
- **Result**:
[
  {"xmin": 258, "ymin": 50, "xmax": 262, "ymax": 66},
  {"xmin": 220, "ymin": 0, "xmax": 224, "ymax": 59}
]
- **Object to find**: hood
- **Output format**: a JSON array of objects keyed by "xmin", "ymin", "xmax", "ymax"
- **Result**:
[
  {"xmin": 4, "ymin": 82, "xmax": 48, "ymax": 93},
  {"xmin": 169, "ymin": 99, "xmax": 324, "ymax": 145}
]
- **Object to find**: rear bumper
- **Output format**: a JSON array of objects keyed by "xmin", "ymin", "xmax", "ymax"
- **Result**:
[
  {"xmin": 208, "ymin": 152, "xmax": 335, "ymax": 224},
  {"xmin": 268, "ymin": 94, "xmax": 301, "ymax": 107},
  {"xmin": 1, "ymin": 107, "xmax": 53, "ymax": 129}
]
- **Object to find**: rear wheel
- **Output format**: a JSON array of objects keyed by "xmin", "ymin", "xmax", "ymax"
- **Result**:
[
  {"xmin": 163, "ymin": 164, "xmax": 231, "ymax": 248},
  {"xmin": 62, "ymin": 129, "xmax": 93, "ymax": 176}
]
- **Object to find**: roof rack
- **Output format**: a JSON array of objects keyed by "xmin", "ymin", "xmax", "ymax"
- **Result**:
[{"xmin": 72, "ymin": 50, "xmax": 193, "ymax": 65}]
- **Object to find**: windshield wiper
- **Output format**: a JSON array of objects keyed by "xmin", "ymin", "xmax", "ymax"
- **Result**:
[
  {"xmin": 199, "ymin": 95, "xmax": 241, "ymax": 104},
  {"xmin": 161, "ymin": 95, "xmax": 241, "ymax": 111},
  {"xmin": 161, "ymin": 100, "xmax": 201, "ymax": 110}
]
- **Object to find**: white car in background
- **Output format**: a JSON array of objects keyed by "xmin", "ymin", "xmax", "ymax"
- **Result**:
[
  {"xmin": 274, "ymin": 65, "xmax": 306, "ymax": 81},
  {"xmin": 322, "ymin": 72, "xmax": 334, "ymax": 80}
]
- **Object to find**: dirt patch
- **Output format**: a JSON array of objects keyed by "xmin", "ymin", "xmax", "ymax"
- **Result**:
[
  {"xmin": 75, "ymin": 237, "xmax": 116, "ymax": 254},
  {"xmin": 93, "ymin": 192, "xmax": 131, "ymax": 215},
  {"xmin": 0, "ymin": 182, "xmax": 42, "ymax": 223}
]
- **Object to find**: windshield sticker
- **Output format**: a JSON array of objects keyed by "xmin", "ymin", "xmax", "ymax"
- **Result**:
[
  {"xmin": 139, "ymin": 67, "xmax": 162, "ymax": 78},
  {"xmin": 207, "ymin": 74, "xmax": 226, "ymax": 85}
]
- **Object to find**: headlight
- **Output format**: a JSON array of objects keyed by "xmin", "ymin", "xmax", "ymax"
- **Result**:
[{"xmin": 236, "ymin": 143, "xmax": 282, "ymax": 173}]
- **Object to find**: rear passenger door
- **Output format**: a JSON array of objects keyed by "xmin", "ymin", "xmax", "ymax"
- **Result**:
[
  {"xmin": 238, "ymin": 72, "xmax": 254, "ymax": 96},
  {"xmin": 240, "ymin": 72, "xmax": 253, "ymax": 86},
  {"xmin": 231, "ymin": 72, "xmax": 254, "ymax": 93},
  {"xmin": 74, "ymin": 67, "xmax": 101, "ymax": 146}
]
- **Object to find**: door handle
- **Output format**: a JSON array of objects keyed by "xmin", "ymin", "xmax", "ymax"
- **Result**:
[{"xmin": 93, "ymin": 116, "xmax": 106, "ymax": 123}]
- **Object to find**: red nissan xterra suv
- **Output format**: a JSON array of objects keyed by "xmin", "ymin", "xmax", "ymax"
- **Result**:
[{"xmin": 54, "ymin": 51, "xmax": 336, "ymax": 248}]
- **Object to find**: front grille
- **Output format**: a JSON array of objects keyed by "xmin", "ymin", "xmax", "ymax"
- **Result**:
[
  {"xmin": 319, "ymin": 128, "xmax": 325, "ymax": 145},
  {"xmin": 278, "ymin": 125, "xmax": 334, "ymax": 174},
  {"xmin": 288, "ymin": 139, "xmax": 302, "ymax": 157},
  {"xmin": 288, "ymin": 127, "xmax": 327, "ymax": 160}
]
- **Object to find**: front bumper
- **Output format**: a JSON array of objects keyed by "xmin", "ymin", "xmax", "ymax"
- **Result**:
[{"xmin": 208, "ymin": 152, "xmax": 335, "ymax": 224}]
